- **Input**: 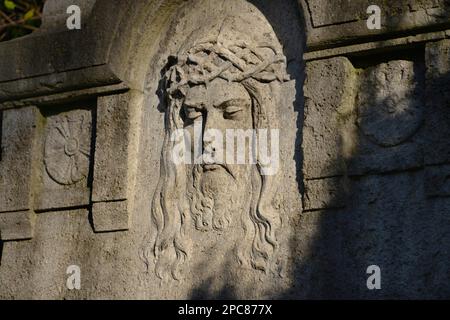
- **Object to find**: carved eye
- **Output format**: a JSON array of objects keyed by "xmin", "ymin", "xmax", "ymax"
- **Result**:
[{"xmin": 224, "ymin": 106, "xmax": 243, "ymax": 119}]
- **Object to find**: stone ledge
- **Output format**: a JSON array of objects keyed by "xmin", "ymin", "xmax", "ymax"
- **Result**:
[
  {"xmin": 304, "ymin": 30, "xmax": 449, "ymax": 61},
  {"xmin": 304, "ymin": 0, "xmax": 450, "ymax": 50}
]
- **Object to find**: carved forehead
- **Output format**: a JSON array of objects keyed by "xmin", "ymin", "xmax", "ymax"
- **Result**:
[{"xmin": 184, "ymin": 79, "xmax": 251, "ymax": 106}]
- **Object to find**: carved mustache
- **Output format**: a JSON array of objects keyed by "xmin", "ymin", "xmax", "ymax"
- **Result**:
[
  {"xmin": 197, "ymin": 153, "xmax": 236, "ymax": 180},
  {"xmin": 202, "ymin": 163, "xmax": 236, "ymax": 179}
]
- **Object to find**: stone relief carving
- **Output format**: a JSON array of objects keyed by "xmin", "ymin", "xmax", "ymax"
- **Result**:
[
  {"xmin": 356, "ymin": 60, "xmax": 424, "ymax": 147},
  {"xmin": 145, "ymin": 16, "xmax": 289, "ymax": 280},
  {"xmin": 44, "ymin": 110, "xmax": 91, "ymax": 185}
]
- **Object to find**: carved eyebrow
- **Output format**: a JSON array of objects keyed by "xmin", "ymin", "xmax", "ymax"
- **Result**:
[
  {"xmin": 183, "ymin": 101, "xmax": 204, "ymax": 110},
  {"xmin": 215, "ymin": 98, "xmax": 250, "ymax": 109}
]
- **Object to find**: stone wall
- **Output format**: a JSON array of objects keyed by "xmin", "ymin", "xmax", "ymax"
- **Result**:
[{"xmin": 0, "ymin": 0, "xmax": 449, "ymax": 299}]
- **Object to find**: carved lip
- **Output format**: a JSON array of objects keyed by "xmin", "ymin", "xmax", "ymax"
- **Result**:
[
  {"xmin": 202, "ymin": 163, "xmax": 235, "ymax": 179},
  {"xmin": 203, "ymin": 164, "xmax": 222, "ymax": 171}
]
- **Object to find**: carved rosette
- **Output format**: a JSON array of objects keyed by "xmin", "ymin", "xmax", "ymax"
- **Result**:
[
  {"xmin": 356, "ymin": 60, "xmax": 424, "ymax": 147},
  {"xmin": 44, "ymin": 110, "xmax": 91, "ymax": 185}
]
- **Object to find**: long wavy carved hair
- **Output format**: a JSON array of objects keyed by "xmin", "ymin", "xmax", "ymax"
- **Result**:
[{"xmin": 144, "ymin": 22, "xmax": 289, "ymax": 280}]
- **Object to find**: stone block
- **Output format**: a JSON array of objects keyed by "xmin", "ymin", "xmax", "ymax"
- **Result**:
[
  {"xmin": 91, "ymin": 91, "xmax": 142, "ymax": 231},
  {"xmin": 0, "ymin": 107, "xmax": 39, "ymax": 240},
  {"xmin": 303, "ymin": 57, "xmax": 356, "ymax": 179},
  {"xmin": 0, "ymin": 107, "xmax": 39, "ymax": 213},
  {"xmin": 305, "ymin": 0, "xmax": 450, "ymax": 49},
  {"xmin": 306, "ymin": 0, "xmax": 443, "ymax": 28},
  {"xmin": 425, "ymin": 40, "xmax": 450, "ymax": 166}
]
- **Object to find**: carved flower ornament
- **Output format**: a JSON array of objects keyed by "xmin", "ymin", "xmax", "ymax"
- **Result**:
[
  {"xmin": 356, "ymin": 60, "xmax": 424, "ymax": 147},
  {"xmin": 44, "ymin": 111, "xmax": 91, "ymax": 185}
]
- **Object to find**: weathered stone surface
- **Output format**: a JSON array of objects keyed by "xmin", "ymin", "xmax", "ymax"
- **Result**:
[
  {"xmin": 0, "ymin": 107, "xmax": 38, "ymax": 240},
  {"xmin": 92, "ymin": 91, "xmax": 141, "ymax": 202},
  {"xmin": 0, "ymin": 0, "xmax": 185, "ymax": 102},
  {"xmin": 356, "ymin": 60, "xmax": 424, "ymax": 148},
  {"xmin": 342, "ymin": 172, "xmax": 450, "ymax": 299},
  {"xmin": 345, "ymin": 60, "xmax": 425, "ymax": 176},
  {"xmin": 0, "ymin": 107, "xmax": 39, "ymax": 213},
  {"xmin": 425, "ymin": 40, "xmax": 450, "ymax": 166},
  {"xmin": 307, "ymin": 0, "xmax": 444, "ymax": 28},
  {"xmin": 348, "ymin": 141, "xmax": 424, "ymax": 176},
  {"xmin": 304, "ymin": 0, "xmax": 450, "ymax": 50},
  {"xmin": 303, "ymin": 57, "xmax": 356, "ymax": 179},
  {"xmin": 0, "ymin": 209, "xmax": 144, "ymax": 299},
  {"xmin": 145, "ymin": 1, "xmax": 291, "ymax": 281},
  {"xmin": 91, "ymin": 91, "xmax": 142, "ymax": 232},
  {"xmin": 304, "ymin": 177, "xmax": 347, "ymax": 211},
  {"xmin": 0, "ymin": 211, "xmax": 34, "ymax": 241},
  {"xmin": 425, "ymin": 165, "xmax": 450, "ymax": 197},
  {"xmin": 303, "ymin": 30, "xmax": 448, "ymax": 61},
  {"xmin": 34, "ymin": 108, "xmax": 92, "ymax": 211},
  {"xmin": 40, "ymin": 0, "xmax": 96, "ymax": 32},
  {"xmin": 92, "ymin": 201, "xmax": 130, "ymax": 232},
  {"xmin": 1, "ymin": 0, "xmax": 450, "ymax": 301},
  {"xmin": 0, "ymin": 0, "xmax": 303, "ymax": 299},
  {"xmin": 293, "ymin": 172, "xmax": 450, "ymax": 299},
  {"xmin": 304, "ymin": 59, "xmax": 425, "ymax": 178}
]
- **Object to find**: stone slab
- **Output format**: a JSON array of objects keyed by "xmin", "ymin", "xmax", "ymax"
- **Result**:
[
  {"xmin": 304, "ymin": 30, "xmax": 447, "ymax": 61},
  {"xmin": 305, "ymin": 0, "xmax": 450, "ymax": 50},
  {"xmin": 307, "ymin": 0, "xmax": 443, "ymax": 28}
]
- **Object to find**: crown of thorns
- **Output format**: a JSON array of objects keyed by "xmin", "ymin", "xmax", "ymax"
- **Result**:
[{"xmin": 165, "ymin": 40, "xmax": 290, "ymax": 96}]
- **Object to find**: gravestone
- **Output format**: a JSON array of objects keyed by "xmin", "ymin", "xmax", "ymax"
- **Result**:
[{"xmin": 0, "ymin": 0, "xmax": 449, "ymax": 299}]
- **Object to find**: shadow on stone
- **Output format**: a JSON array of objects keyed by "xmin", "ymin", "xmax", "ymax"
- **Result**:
[
  {"xmin": 189, "ymin": 260, "xmax": 238, "ymax": 300},
  {"xmin": 0, "ymin": 240, "xmax": 3, "ymax": 266},
  {"xmin": 280, "ymin": 46, "xmax": 450, "ymax": 299}
]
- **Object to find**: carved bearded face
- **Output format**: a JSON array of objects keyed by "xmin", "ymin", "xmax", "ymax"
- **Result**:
[
  {"xmin": 149, "ymin": 16, "xmax": 289, "ymax": 279},
  {"xmin": 183, "ymin": 79, "xmax": 254, "ymax": 231}
]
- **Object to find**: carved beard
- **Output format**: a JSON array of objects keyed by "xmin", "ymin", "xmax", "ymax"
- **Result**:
[{"xmin": 187, "ymin": 164, "xmax": 250, "ymax": 231}]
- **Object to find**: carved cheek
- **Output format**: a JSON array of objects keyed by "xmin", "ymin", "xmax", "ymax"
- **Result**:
[
  {"xmin": 231, "ymin": 106, "xmax": 253, "ymax": 129},
  {"xmin": 242, "ymin": 107, "xmax": 253, "ymax": 128},
  {"xmin": 184, "ymin": 124, "xmax": 196, "ymax": 153}
]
